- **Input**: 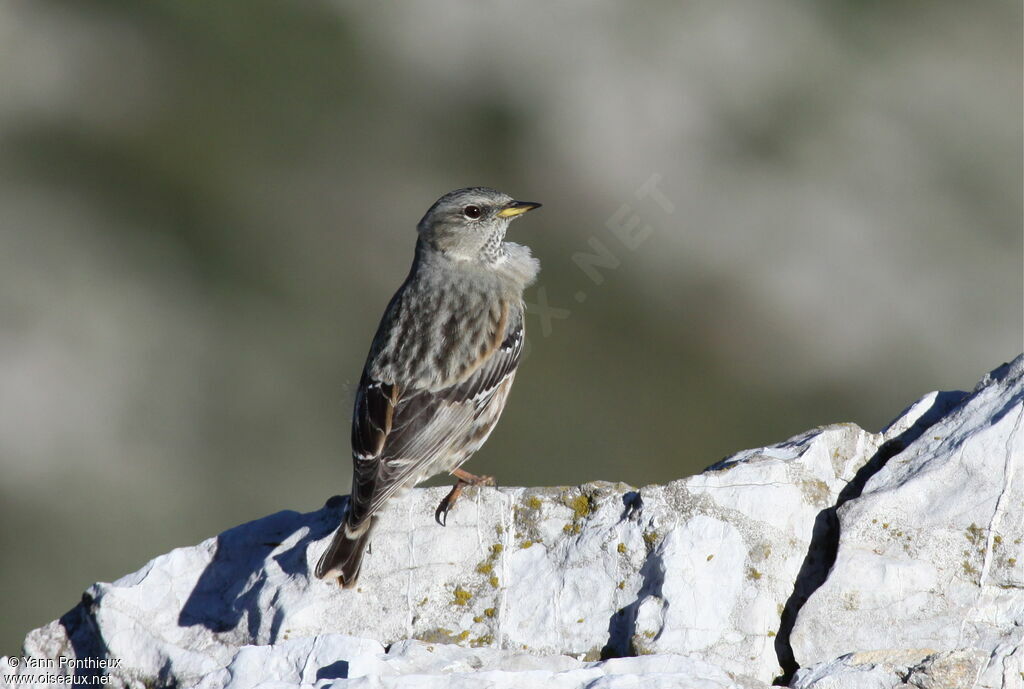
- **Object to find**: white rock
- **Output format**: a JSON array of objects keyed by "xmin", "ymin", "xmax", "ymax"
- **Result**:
[
  {"xmin": 791, "ymin": 644, "xmax": 1020, "ymax": 689},
  {"xmin": 9, "ymin": 356, "xmax": 1022, "ymax": 689},
  {"xmin": 191, "ymin": 639, "xmax": 760, "ymax": 689},
  {"xmin": 16, "ymin": 426, "xmax": 878, "ymax": 686},
  {"xmin": 790, "ymin": 357, "xmax": 1024, "ymax": 669}
]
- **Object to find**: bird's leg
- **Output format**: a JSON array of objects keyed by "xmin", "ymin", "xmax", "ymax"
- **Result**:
[
  {"xmin": 452, "ymin": 467, "xmax": 496, "ymax": 486},
  {"xmin": 434, "ymin": 469, "xmax": 497, "ymax": 526}
]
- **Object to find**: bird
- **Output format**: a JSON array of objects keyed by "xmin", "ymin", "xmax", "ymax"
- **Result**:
[{"xmin": 315, "ymin": 187, "xmax": 542, "ymax": 587}]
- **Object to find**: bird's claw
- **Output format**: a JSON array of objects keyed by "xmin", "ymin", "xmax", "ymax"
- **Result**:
[
  {"xmin": 435, "ymin": 478, "xmax": 469, "ymax": 527},
  {"xmin": 435, "ymin": 499, "xmax": 452, "ymax": 527}
]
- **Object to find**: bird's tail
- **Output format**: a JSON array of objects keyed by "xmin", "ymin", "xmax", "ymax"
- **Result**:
[{"xmin": 315, "ymin": 517, "xmax": 375, "ymax": 587}]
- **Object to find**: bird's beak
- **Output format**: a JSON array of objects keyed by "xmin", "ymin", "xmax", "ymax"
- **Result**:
[{"xmin": 497, "ymin": 200, "xmax": 542, "ymax": 218}]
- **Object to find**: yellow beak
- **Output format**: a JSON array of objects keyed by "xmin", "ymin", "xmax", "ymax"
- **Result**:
[{"xmin": 497, "ymin": 200, "xmax": 542, "ymax": 218}]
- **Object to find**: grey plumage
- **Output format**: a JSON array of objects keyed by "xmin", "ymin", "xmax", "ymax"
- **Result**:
[{"xmin": 316, "ymin": 187, "xmax": 541, "ymax": 587}]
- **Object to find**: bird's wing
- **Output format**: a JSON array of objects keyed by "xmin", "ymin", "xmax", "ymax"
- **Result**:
[{"xmin": 347, "ymin": 303, "xmax": 524, "ymax": 527}]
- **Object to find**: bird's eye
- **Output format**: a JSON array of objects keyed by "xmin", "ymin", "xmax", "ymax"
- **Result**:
[{"xmin": 463, "ymin": 205, "xmax": 482, "ymax": 219}]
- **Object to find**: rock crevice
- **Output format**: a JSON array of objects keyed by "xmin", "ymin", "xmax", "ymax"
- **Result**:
[{"xmin": 773, "ymin": 389, "xmax": 969, "ymax": 684}]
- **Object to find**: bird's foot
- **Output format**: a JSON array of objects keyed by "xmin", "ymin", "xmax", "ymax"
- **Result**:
[{"xmin": 434, "ymin": 471, "xmax": 498, "ymax": 526}]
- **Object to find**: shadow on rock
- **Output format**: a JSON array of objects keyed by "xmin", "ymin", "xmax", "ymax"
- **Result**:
[
  {"xmin": 601, "ymin": 492, "xmax": 661, "ymax": 660},
  {"xmin": 315, "ymin": 660, "xmax": 350, "ymax": 681},
  {"xmin": 177, "ymin": 496, "xmax": 346, "ymax": 639},
  {"xmin": 57, "ymin": 594, "xmax": 110, "ymax": 685}
]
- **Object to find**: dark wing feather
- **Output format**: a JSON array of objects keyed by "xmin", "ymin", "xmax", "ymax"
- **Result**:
[
  {"xmin": 346, "ymin": 313, "xmax": 524, "ymax": 527},
  {"xmin": 351, "ymin": 376, "xmax": 398, "ymax": 460}
]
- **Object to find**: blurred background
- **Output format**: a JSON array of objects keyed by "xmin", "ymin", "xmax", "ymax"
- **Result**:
[{"xmin": 1, "ymin": 0, "xmax": 1020, "ymax": 654}]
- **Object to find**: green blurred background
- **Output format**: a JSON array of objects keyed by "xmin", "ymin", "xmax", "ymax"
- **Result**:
[{"xmin": 1, "ymin": 0, "xmax": 1021, "ymax": 654}]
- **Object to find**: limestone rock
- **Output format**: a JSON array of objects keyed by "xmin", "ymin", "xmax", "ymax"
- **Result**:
[
  {"xmin": 790, "ymin": 357, "xmax": 1024, "ymax": 670},
  {"xmin": 791, "ymin": 645, "xmax": 1020, "ymax": 689},
  {"xmin": 10, "ymin": 427, "xmax": 878, "ymax": 687},
  {"xmin": 6, "ymin": 356, "xmax": 1022, "ymax": 689}
]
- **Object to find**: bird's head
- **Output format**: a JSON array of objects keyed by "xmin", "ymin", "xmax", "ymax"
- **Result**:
[{"xmin": 416, "ymin": 187, "xmax": 541, "ymax": 263}]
